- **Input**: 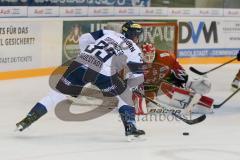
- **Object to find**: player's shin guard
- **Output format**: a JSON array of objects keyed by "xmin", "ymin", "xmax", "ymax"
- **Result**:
[
  {"xmin": 16, "ymin": 103, "xmax": 47, "ymax": 131},
  {"xmin": 118, "ymin": 105, "xmax": 145, "ymax": 137}
]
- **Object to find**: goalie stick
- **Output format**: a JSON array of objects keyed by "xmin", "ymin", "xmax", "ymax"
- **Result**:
[
  {"xmin": 213, "ymin": 88, "xmax": 240, "ymax": 108},
  {"xmin": 134, "ymin": 90, "xmax": 206, "ymax": 125},
  {"xmin": 189, "ymin": 57, "xmax": 237, "ymax": 75}
]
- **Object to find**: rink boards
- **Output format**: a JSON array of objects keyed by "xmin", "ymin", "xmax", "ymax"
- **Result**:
[{"xmin": 1, "ymin": 17, "xmax": 240, "ymax": 80}]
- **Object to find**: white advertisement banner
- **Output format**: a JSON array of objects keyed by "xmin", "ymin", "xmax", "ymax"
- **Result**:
[
  {"xmin": 0, "ymin": 22, "xmax": 41, "ymax": 71},
  {"xmin": 196, "ymin": 8, "xmax": 223, "ymax": 17},
  {"xmin": 139, "ymin": 7, "xmax": 168, "ymax": 16},
  {"xmin": 28, "ymin": 6, "xmax": 59, "ymax": 17},
  {"xmin": 168, "ymin": 8, "xmax": 195, "ymax": 17},
  {"xmin": 0, "ymin": 21, "xmax": 62, "ymax": 72},
  {"xmin": 88, "ymin": 7, "xmax": 114, "ymax": 16},
  {"xmin": 114, "ymin": 7, "xmax": 139, "ymax": 16},
  {"xmin": 178, "ymin": 19, "xmax": 240, "ymax": 58},
  {"xmin": 60, "ymin": 7, "xmax": 88, "ymax": 17},
  {"xmin": 0, "ymin": 6, "xmax": 27, "ymax": 17},
  {"xmin": 224, "ymin": 9, "xmax": 240, "ymax": 17}
]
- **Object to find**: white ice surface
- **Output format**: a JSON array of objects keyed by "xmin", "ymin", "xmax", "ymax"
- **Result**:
[{"xmin": 0, "ymin": 64, "xmax": 240, "ymax": 160}]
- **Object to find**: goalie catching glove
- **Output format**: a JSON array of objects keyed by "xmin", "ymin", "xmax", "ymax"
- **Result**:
[{"xmin": 186, "ymin": 77, "xmax": 211, "ymax": 95}]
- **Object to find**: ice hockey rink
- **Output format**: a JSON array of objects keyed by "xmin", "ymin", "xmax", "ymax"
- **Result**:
[{"xmin": 0, "ymin": 64, "xmax": 240, "ymax": 160}]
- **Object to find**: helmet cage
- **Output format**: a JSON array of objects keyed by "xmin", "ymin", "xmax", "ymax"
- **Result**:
[{"xmin": 142, "ymin": 51, "xmax": 155, "ymax": 63}]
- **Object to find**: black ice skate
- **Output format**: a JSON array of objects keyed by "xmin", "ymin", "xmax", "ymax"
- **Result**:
[
  {"xmin": 16, "ymin": 113, "xmax": 39, "ymax": 131},
  {"xmin": 125, "ymin": 123, "xmax": 145, "ymax": 141},
  {"xmin": 118, "ymin": 105, "xmax": 145, "ymax": 141},
  {"xmin": 16, "ymin": 103, "xmax": 47, "ymax": 132}
]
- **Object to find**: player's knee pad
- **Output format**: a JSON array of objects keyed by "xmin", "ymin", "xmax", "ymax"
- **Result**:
[
  {"xmin": 56, "ymin": 78, "xmax": 83, "ymax": 97},
  {"xmin": 95, "ymin": 74, "xmax": 127, "ymax": 97}
]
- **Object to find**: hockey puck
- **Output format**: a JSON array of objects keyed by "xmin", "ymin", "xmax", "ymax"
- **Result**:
[{"xmin": 183, "ymin": 132, "xmax": 189, "ymax": 136}]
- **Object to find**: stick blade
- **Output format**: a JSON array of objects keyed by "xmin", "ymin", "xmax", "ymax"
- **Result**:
[
  {"xmin": 213, "ymin": 104, "xmax": 221, "ymax": 109},
  {"xmin": 172, "ymin": 113, "xmax": 206, "ymax": 125},
  {"xmin": 189, "ymin": 66, "xmax": 206, "ymax": 75},
  {"xmin": 213, "ymin": 88, "xmax": 240, "ymax": 109}
]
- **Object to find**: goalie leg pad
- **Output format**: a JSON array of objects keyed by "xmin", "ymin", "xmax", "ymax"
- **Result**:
[
  {"xmin": 169, "ymin": 87, "xmax": 191, "ymax": 109},
  {"xmin": 191, "ymin": 96, "xmax": 214, "ymax": 114},
  {"xmin": 132, "ymin": 92, "xmax": 147, "ymax": 115},
  {"xmin": 158, "ymin": 82, "xmax": 192, "ymax": 109},
  {"xmin": 158, "ymin": 81, "xmax": 214, "ymax": 114},
  {"xmin": 198, "ymin": 96, "xmax": 214, "ymax": 108}
]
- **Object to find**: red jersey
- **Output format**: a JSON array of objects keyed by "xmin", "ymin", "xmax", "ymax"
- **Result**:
[{"xmin": 144, "ymin": 49, "xmax": 185, "ymax": 85}]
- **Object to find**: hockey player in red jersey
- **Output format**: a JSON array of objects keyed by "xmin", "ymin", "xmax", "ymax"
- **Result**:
[{"xmin": 133, "ymin": 43, "xmax": 214, "ymax": 115}]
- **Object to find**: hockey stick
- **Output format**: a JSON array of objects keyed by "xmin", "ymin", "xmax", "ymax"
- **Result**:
[
  {"xmin": 189, "ymin": 57, "xmax": 237, "ymax": 75},
  {"xmin": 213, "ymin": 88, "xmax": 240, "ymax": 109},
  {"xmin": 134, "ymin": 90, "xmax": 206, "ymax": 125}
]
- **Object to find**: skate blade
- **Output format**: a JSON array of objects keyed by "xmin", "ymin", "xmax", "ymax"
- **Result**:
[
  {"xmin": 126, "ymin": 135, "xmax": 146, "ymax": 142},
  {"xmin": 14, "ymin": 126, "xmax": 22, "ymax": 132},
  {"xmin": 15, "ymin": 124, "xmax": 24, "ymax": 132}
]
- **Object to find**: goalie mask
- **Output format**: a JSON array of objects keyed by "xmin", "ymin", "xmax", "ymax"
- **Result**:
[{"xmin": 141, "ymin": 43, "xmax": 156, "ymax": 63}]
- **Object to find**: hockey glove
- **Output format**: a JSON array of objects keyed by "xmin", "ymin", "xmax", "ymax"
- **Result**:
[{"xmin": 165, "ymin": 69, "xmax": 188, "ymax": 88}]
